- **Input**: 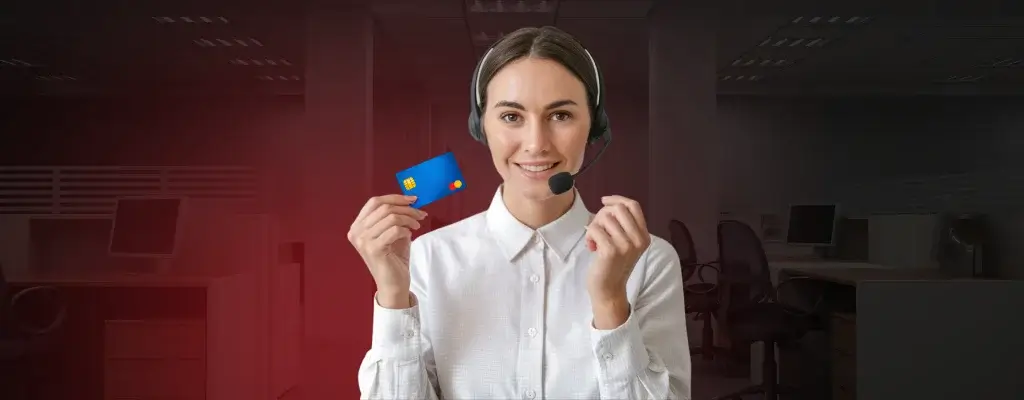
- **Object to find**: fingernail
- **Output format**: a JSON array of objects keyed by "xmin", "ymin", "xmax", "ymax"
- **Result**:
[{"xmin": 406, "ymin": 196, "xmax": 417, "ymax": 201}]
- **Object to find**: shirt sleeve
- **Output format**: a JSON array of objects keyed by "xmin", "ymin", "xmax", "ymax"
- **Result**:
[
  {"xmin": 357, "ymin": 239, "xmax": 442, "ymax": 400},
  {"xmin": 590, "ymin": 236, "xmax": 692, "ymax": 399}
]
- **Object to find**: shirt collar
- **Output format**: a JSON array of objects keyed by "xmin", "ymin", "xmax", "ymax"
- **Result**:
[{"xmin": 484, "ymin": 185, "xmax": 591, "ymax": 262}]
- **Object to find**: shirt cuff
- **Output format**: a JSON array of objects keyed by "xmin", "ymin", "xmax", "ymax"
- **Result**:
[
  {"xmin": 590, "ymin": 305, "xmax": 649, "ymax": 384},
  {"xmin": 370, "ymin": 292, "xmax": 422, "ymax": 361}
]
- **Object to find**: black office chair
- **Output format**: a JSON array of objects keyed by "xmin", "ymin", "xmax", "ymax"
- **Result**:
[
  {"xmin": 0, "ymin": 264, "xmax": 68, "ymax": 400},
  {"xmin": 712, "ymin": 220, "xmax": 822, "ymax": 400},
  {"xmin": 667, "ymin": 219, "xmax": 726, "ymax": 361}
]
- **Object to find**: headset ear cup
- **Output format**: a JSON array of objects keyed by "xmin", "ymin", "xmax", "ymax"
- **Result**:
[
  {"xmin": 468, "ymin": 102, "xmax": 488, "ymax": 144},
  {"xmin": 588, "ymin": 108, "xmax": 610, "ymax": 144},
  {"xmin": 468, "ymin": 113, "xmax": 480, "ymax": 141},
  {"xmin": 468, "ymin": 114, "xmax": 486, "ymax": 144}
]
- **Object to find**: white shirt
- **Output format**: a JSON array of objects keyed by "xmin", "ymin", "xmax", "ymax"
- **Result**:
[{"xmin": 358, "ymin": 187, "xmax": 691, "ymax": 399}]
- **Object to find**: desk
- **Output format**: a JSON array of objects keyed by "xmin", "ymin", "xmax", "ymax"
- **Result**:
[
  {"xmin": 8, "ymin": 267, "xmax": 301, "ymax": 400},
  {"xmin": 777, "ymin": 263, "xmax": 952, "ymax": 285},
  {"xmin": 768, "ymin": 261, "xmax": 1024, "ymax": 400}
]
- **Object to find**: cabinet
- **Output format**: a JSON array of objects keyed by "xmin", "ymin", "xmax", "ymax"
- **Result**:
[
  {"xmin": 830, "ymin": 313, "xmax": 856, "ymax": 400},
  {"xmin": 104, "ymin": 320, "xmax": 206, "ymax": 400}
]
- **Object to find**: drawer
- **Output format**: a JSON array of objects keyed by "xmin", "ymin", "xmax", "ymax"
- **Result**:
[
  {"xmin": 832, "ymin": 349, "xmax": 856, "ymax": 399},
  {"xmin": 831, "ymin": 350, "xmax": 856, "ymax": 384},
  {"xmin": 104, "ymin": 358, "xmax": 206, "ymax": 399},
  {"xmin": 832, "ymin": 382, "xmax": 856, "ymax": 400},
  {"xmin": 830, "ymin": 313, "xmax": 856, "ymax": 354},
  {"xmin": 105, "ymin": 319, "xmax": 205, "ymax": 359}
]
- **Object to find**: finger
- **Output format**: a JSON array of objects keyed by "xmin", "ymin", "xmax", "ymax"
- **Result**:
[
  {"xmin": 356, "ymin": 194, "xmax": 417, "ymax": 223},
  {"xmin": 365, "ymin": 213, "xmax": 421, "ymax": 240},
  {"xmin": 362, "ymin": 203, "xmax": 427, "ymax": 231},
  {"xmin": 585, "ymin": 222, "xmax": 614, "ymax": 255},
  {"xmin": 595, "ymin": 212, "xmax": 631, "ymax": 252},
  {"xmin": 601, "ymin": 196, "xmax": 647, "ymax": 233},
  {"xmin": 605, "ymin": 204, "xmax": 646, "ymax": 248},
  {"xmin": 371, "ymin": 225, "xmax": 412, "ymax": 253}
]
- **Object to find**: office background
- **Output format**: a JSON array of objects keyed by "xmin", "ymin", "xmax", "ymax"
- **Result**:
[{"xmin": 2, "ymin": 0, "xmax": 1024, "ymax": 399}]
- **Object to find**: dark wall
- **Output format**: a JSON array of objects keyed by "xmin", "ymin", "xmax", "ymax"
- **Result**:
[{"xmin": 0, "ymin": 96, "xmax": 304, "ymax": 166}]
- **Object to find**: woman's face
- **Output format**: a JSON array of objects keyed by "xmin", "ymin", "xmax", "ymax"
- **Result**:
[{"xmin": 482, "ymin": 57, "xmax": 592, "ymax": 201}]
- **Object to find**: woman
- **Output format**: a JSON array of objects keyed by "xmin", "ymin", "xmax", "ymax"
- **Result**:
[{"xmin": 350, "ymin": 26, "xmax": 690, "ymax": 399}]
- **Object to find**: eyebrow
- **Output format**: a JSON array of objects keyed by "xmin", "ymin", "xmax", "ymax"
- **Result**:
[{"xmin": 493, "ymin": 99, "xmax": 579, "ymax": 111}]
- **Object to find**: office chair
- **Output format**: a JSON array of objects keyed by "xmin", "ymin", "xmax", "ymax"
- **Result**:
[
  {"xmin": 712, "ymin": 220, "xmax": 822, "ymax": 400},
  {"xmin": 0, "ymin": 264, "xmax": 68, "ymax": 400},
  {"xmin": 667, "ymin": 219, "xmax": 725, "ymax": 361}
]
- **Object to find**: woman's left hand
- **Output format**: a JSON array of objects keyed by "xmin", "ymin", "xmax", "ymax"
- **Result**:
[{"xmin": 585, "ymin": 195, "xmax": 651, "ymax": 304}]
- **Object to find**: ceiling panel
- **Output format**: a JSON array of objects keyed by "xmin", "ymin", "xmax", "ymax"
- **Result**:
[
  {"xmin": 4, "ymin": 0, "xmax": 1024, "ymax": 97},
  {"xmin": 371, "ymin": 0, "xmax": 465, "ymax": 18},
  {"xmin": 557, "ymin": 0, "xmax": 653, "ymax": 19}
]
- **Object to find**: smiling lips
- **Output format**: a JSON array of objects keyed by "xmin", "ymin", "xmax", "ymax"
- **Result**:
[{"xmin": 515, "ymin": 161, "xmax": 561, "ymax": 180}]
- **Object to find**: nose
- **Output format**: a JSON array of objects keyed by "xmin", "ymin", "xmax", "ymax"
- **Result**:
[{"xmin": 521, "ymin": 119, "xmax": 552, "ymax": 154}]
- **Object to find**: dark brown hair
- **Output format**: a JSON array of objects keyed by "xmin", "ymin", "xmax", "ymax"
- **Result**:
[{"xmin": 476, "ymin": 26, "xmax": 599, "ymax": 112}]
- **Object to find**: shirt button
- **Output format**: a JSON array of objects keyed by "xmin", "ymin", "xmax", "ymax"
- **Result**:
[
  {"xmin": 527, "ymin": 328, "xmax": 537, "ymax": 337},
  {"xmin": 403, "ymin": 330, "xmax": 416, "ymax": 338},
  {"xmin": 603, "ymin": 353, "xmax": 614, "ymax": 360},
  {"xmin": 529, "ymin": 274, "xmax": 540, "ymax": 283},
  {"xmin": 526, "ymin": 389, "xmax": 536, "ymax": 399}
]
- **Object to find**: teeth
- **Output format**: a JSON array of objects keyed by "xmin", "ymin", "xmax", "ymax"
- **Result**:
[{"xmin": 519, "ymin": 163, "xmax": 554, "ymax": 172}]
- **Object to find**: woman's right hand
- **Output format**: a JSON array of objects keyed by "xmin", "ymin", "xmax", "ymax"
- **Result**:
[{"xmin": 348, "ymin": 194, "xmax": 428, "ymax": 309}]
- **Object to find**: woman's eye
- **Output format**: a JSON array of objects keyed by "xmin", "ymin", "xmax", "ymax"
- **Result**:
[
  {"xmin": 551, "ymin": 112, "xmax": 572, "ymax": 121},
  {"xmin": 501, "ymin": 113, "xmax": 520, "ymax": 123}
]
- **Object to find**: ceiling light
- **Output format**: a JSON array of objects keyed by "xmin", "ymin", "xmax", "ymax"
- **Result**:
[
  {"xmin": 792, "ymin": 16, "xmax": 870, "ymax": 24},
  {"xmin": 153, "ymin": 16, "xmax": 229, "ymax": 23},
  {"xmin": 804, "ymin": 38, "xmax": 829, "ymax": 47},
  {"xmin": 0, "ymin": 59, "xmax": 34, "ymax": 67},
  {"xmin": 231, "ymin": 58, "xmax": 293, "ymax": 66},
  {"xmin": 940, "ymin": 75, "xmax": 984, "ymax": 83},
  {"xmin": 468, "ymin": 0, "xmax": 554, "ymax": 13},
  {"xmin": 730, "ymin": 58, "xmax": 790, "ymax": 67},
  {"xmin": 257, "ymin": 75, "xmax": 302, "ymax": 81},
  {"xmin": 719, "ymin": 75, "xmax": 762, "ymax": 82},
  {"xmin": 757, "ymin": 37, "xmax": 828, "ymax": 48},
  {"xmin": 35, "ymin": 75, "xmax": 76, "ymax": 81},
  {"xmin": 987, "ymin": 57, "xmax": 1022, "ymax": 67},
  {"xmin": 194, "ymin": 38, "xmax": 263, "ymax": 47}
]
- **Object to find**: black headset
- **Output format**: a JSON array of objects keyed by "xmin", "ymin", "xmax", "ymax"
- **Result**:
[{"xmin": 467, "ymin": 41, "xmax": 611, "ymax": 146}]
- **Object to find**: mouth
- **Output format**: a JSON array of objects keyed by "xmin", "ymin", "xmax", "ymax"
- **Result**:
[{"xmin": 514, "ymin": 162, "xmax": 561, "ymax": 180}]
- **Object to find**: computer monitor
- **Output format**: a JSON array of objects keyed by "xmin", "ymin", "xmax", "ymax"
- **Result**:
[
  {"xmin": 108, "ymin": 196, "xmax": 185, "ymax": 258},
  {"xmin": 786, "ymin": 204, "xmax": 839, "ymax": 246}
]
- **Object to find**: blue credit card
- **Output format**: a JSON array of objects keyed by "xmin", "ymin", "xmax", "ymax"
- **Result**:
[{"xmin": 396, "ymin": 152, "xmax": 467, "ymax": 209}]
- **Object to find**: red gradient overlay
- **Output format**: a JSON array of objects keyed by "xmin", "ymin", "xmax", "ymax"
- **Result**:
[{"xmin": 1, "ymin": 6, "xmax": 665, "ymax": 400}]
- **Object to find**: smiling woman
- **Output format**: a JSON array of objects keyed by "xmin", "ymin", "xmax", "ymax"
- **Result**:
[{"xmin": 351, "ymin": 26, "xmax": 691, "ymax": 400}]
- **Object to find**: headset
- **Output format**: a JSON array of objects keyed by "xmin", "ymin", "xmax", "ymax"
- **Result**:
[{"xmin": 467, "ymin": 40, "xmax": 611, "ymax": 146}]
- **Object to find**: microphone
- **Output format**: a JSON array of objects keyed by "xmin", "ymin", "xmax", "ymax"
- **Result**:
[{"xmin": 548, "ymin": 137, "xmax": 611, "ymax": 195}]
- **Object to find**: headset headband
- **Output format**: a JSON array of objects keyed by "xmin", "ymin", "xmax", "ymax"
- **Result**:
[{"xmin": 473, "ymin": 47, "xmax": 602, "ymax": 109}]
